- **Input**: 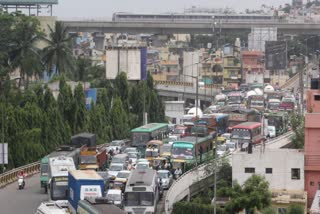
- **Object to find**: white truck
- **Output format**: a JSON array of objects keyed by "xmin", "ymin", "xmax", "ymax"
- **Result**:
[{"xmin": 48, "ymin": 156, "xmax": 76, "ymax": 202}]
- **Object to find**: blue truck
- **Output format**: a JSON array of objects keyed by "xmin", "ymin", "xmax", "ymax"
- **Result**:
[{"xmin": 68, "ymin": 170, "xmax": 105, "ymax": 214}]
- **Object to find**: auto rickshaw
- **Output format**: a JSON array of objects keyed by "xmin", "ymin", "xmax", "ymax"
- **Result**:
[
  {"xmin": 171, "ymin": 159, "xmax": 186, "ymax": 173},
  {"xmin": 145, "ymin": 140, "xmax": 163, "ymax": 166},
  {"xmin": 153, "ymin": 157, "xmax": 167, "ymax": 170}
]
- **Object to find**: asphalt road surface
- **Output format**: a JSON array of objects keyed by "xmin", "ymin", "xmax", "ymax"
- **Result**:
[{"xmin": 0, "ymin": 174, "xmax": 47, "ymax": 214}]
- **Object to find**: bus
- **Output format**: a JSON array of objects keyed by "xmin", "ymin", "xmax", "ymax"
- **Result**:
[
  {"xmin": 231, "ymin": 122, "xmax": 264, "ymax": 149},
  {"xmin": 40, "ymin": 145, "xmax": 80, "ymax": 193},
  {"xmin": 77, "ymin": 198, "xmax": 126, "ymax": 214},
  {"xmin": 171, "ymin": 135, "xmax": 214, "ymax": 172},
  {"xmin": 131, "ymin": 123, "xmax": 169, "ymax": 156},
  {"xmin": 227, "ymin": 91, "xmax": 243, "ymax": 107},
  {"xmin": 48, "ymin": 156, "xmax": 76, "ymax": 201},
  {"xmin": 265, "ymin": 111, "xmax": 289, "ymax": 136},
  {"xmin": 123, "ymin": 169, "xmax": 159, "ymax": 214}
]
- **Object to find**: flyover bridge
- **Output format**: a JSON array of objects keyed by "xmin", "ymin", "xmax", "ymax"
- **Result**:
[
  {"xmin": 165, "ymin": 131, "xmax": 293, "ymax": 214},
  {"xmin": 61, "ymin": 19, "xmax": 320, "ymax": 34}
]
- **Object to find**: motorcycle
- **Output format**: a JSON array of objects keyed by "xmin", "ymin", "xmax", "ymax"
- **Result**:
[
  {"xmin": 18, "ymin": 176, "xmax": 25, "ymax": 190},
  {"xmin": 158, "ymin": 178, "xmax": 164, "ymax": 199}
]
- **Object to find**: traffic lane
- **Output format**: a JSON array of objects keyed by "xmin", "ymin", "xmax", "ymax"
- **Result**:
[{"xmin": 0, "ymin": 173, "xmax": 47, "ymax": 214}]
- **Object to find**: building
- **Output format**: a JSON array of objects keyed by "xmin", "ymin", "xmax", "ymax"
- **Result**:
[
  {"xmin": 164, "ymin": 101, "xmax": 185, "ymax": 124},
  {"xmin": 222, "ymin": 45, "xmax": 241, "ymax": 88},
  {"xmin": 105, "ymin": 46, "xmax": 147, "ymax": 80},
  {"xmin": 304, "ymin": 79, "xmax": 320, "ymax": 207},
  {"xmin": 232, "ymin": 149, "xmax": 305, "ymax": 190},
  {"xmin": 241, "ymin": 50, "xmax": 264, "ymax": 85},
  {"xmin": 248, "ymin": 27, "xmax": 277, "ymax": 52}
]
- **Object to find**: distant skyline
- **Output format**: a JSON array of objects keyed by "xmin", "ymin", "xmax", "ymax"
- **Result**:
[{"xmin": 54, "ymin": 0, "xmax": 291, "ymax": 19}]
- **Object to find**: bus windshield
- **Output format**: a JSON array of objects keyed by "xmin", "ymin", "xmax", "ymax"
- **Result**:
[
  {"xmin": 132, "ymin": 133, "xmax": 150, "ymax": 146},
  {"xmin": 172, "ymin": 145, "xmax": 194, "ymax": 159},
  {"xmin": 268, "ymin": 116, "xmax": 282, "ymax": 127},
  {"xmin": 51, "ymin": 178, "xmax": 68, "ymax": 200},
  {"xmin": 232, "ymin": 128, "xmax": 251, "ymax": 140},
  {"xmin": 124, "ymin": 192, "xmax": 154, "ymax": 206}
]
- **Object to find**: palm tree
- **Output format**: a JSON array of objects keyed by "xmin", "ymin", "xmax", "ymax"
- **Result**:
[
  {"xmin": 42, "ymin": 21, "xmax": 75, "ymax": 76},
  {"xmin": 9, "ymin": 15, "xmax": 43, "ymax": 88}
]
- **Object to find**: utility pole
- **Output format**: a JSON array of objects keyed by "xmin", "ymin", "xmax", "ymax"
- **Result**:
[{"xmin": 299, "ymin": 63, "xmax": 304, "ymax": 114}]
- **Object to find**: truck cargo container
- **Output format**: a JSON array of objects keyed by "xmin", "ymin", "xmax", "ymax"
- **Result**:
[
  {"xmin": 79, "ymin": 146, "xmax": 107, "ymax": 171},
  {"xmin": 68, "ymin": 170, "xmax": 105, "ymax": 214},
  {"xmin": 71, "ymin": 133, "xmax": 96, "ymax": 148}
]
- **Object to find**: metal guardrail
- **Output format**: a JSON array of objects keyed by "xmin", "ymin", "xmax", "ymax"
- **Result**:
[
  {"xmin": 0, "ymin": 161, "xmax": 40, "ymax": 189},
  {"xmin": 154, "ymin": 80, "xmax": 222, "ymax": 89},
  {"xmin": 0, "ymin": 141, "xmax": 116, "ymax": 189},
  {"xmin": 165, "ymin": 131, "xmax": 294, "ymax": 214}
]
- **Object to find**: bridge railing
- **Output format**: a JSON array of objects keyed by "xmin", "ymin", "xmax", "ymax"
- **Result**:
[
  {"xmin": 165, "ymin": 156, "xmax": 229, "ymax": 214},
  {"xmin": 0, "ymin": 161, "xmax": 40, "ymax": 189},
  {"xmin": 280, "ymin": 72, "xmax": 300, "ymax": 89},
  {"xmin": 155, "ymin": 80, "xmax": 222, "ymax": 88}
]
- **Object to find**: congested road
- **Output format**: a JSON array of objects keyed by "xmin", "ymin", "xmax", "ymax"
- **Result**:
[{"xmin": 0, "ymin": 174, "xmax": 46, "ymax": 214}]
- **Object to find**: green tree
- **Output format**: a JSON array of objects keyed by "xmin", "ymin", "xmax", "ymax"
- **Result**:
[
  {"xmin": 73, "ymin": 83, "xmax": 87, "ymax": 133},
  {"xmin": 262, "ymin": 206, "xmax": 276, "ymax": 214},
  {"xmin": 287, "ymin": 204, "xmax": 304, "ymax": 214},
  {"xmin": 75, "ymin": 56, "xmax": 91, "ymax": 81},
  {"xmin": 43, "ymin": 21, "xmax": 75, "ymax": 76},
  {"xmin": 9, "ymin": 14, "xmax": 43, "ymax": 88},
  {"xmin": 57, "ymin": 76, "xmax": 74, "ymax": 128},
  {"xmin": 114, "ymin": 72, "xmax": 129, "ymax": 111},
  {"xmin": 290, "ymin": 112, "xmax": 305, "ymax": 149},
  {"xmin": 219, "ymin": 175, "xmax": 271, "ymax": 214},
  {"xmin": 110, "ymin": 96, "xmax": 129, "ymax": 139}
]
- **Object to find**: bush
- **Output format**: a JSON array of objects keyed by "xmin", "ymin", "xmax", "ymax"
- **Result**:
[
  {"xmin": 288, "ymin": 204, "xmax": 304, "ymax": 214},
  {"xmin": 173, "ymin": 201, "xmax": 224, "ymax": 214}
]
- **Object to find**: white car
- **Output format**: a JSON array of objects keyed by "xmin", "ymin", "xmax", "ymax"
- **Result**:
[
  {"xmin": 136, "ymin": 161, "xmax": 151, "ymax": 170},
  {"xmin": 226, "ymin": 142, "xmax": 237, "ymax": 153},
  {"xmin": 127, "ymin": 152, "xmax": 138, "ymax": 165},
  {"xmin": 216, "ymin": 144, "xmax": 229, "ymax": 157},
  {"xmin": 108, "ymin": 163, "xmax": 125, "ymax": 178}
]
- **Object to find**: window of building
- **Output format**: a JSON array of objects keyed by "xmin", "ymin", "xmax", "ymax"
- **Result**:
[
  {"xmin": 265, "ymin": 168, "xmax": 272, "ymax": 174},
  {"xmin": 291, "ymin": 168, "xmax": 300, "ymax": 180},
  {"xmin": 310, "ymin": 181, "xmax": 314, "ymax": 186},
  {"xmin": 278, "ymin": 208, "xmax": 287, "ymax": 214},
  {"xmin": 315, "ymin": 95, "xmax": 320, "ymax": 101},
  {"xmin": 245, "ymin": 168, "xmax": 255, "ymax": 173}
]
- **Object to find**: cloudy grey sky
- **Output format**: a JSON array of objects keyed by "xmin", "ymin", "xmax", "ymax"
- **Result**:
[{"xmin": 55, "ymin": 0, "xmax": 291, "ymax": 19}]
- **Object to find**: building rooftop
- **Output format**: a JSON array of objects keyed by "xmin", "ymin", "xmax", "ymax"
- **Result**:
[{"xmin": 271, "ymin": 190, "xmax": 307, "ymax": 204}]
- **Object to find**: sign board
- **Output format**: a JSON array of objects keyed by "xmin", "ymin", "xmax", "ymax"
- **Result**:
[
  {"xmin": 80, "ymin": 185, "xmax": 102, "ymax": 200},
  {"xmin": 0, "ymin": 143, "xmax": 8, "ymax": 164},
  {"xmin": 85, "ymin": 88, "xmax": 97, "ymax": 110},
  {"xmin": 229, "ymin": 114, "xmax": 247, "ymax": 121},
  {"xmin": 265, "ymin": 41, "xmax": 287, "ymax": 70}
]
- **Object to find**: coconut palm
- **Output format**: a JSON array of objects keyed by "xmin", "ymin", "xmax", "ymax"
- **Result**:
[{"xmin": 42, "ymin": 21, "xmax": 75, "ymax": 76}]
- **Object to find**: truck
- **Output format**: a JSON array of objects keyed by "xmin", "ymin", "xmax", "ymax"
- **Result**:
[
  {"xmin": 213, "ymin": 94, "xmax": 227, "ymax": 106},
  {"xmin": 77, "ymin": 198, "xmax": 126, "ymax": 214},
  {"xmin": 227, "ymin": 91, "xmax": 243, "ymax": 107},
  {"xmin": 279, "ymin": 96, "xmax": 295, "ymax": 112},
  {"xmin": 265, "ymin": 111, "xmax": 289, "ymax": 136},
  {"xmin": 71, "ymin": 133, "xmax": 96, "ymax": 148},
  {"xmin": 48, "ymin": 156, "xmax": 76, "ymax": 202},
  {"xmin": 68, "ymin": 170, "xmax": 105, "ymax": 214},
  {"xmin": 248, "ymin": 95, "xmax": 265, "ymax": 112},
  {"xmin": 79, "ymin": 146, "xmax": 107, "ymax": 171}
]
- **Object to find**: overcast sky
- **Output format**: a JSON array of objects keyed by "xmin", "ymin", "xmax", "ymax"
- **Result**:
[{"xmin": 54, "ymin": 0, "xmax": 291, "ymax": 19}]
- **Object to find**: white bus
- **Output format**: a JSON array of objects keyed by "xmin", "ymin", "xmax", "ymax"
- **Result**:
[
  {"xmin": 123, "ymin": 169, "xmax": 159, "ymax": 214},
  {"xmin": 48, "ymin": 156, "xmax": 76, "ymax": 201}
]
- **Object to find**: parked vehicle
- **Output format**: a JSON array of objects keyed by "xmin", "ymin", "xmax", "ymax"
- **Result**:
[{"xmin": 157, "ymin": 170, "xmax": 173, "ymax": 189}]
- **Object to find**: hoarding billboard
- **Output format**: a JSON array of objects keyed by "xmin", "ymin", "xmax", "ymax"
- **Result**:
[
  {"xmin": 85, "ymin": 88, "xmax": 97, "ymax": 110},
  {"xmin": 265, "ymin": 41, "xmax": 287, "ymax": 70}
]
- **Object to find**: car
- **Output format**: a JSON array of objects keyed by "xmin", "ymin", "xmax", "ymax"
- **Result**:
[
  {"xmin": 97, "ymin": 171, "xmax": 111, "ymax": 191},
  {"xmin": 137, "ymin": 158, "xmax": 149, "ymax": 163},
  {"xmin": 157, "ymin": 170, "xmax": 173, "ymax": 189},
  {"xmin": 216, "ymin": 144, "xmax": 229, "ymax": 157},
  {"xmin": 127, "ymin": 151, "xmax": 139, "ymax": 165},
  {"xmin": 124, "ymin": 147, "xmax": 138, "ymax": 154},
  {"xmin": 106, "ymin": 189, "xmax": 123, "ymax": 208},
  {"xmin": 113, "ymin": 170, "xmax": 131, "ymax": 192},
  {"xmin": 111, "ymin": 154, "xmax": 129, "ymax": 168},
  {"xmin": 226, "ymin": 142, "xmax": 237, "ymax": 153},
  {"xmin": 107, "ymin": 140, "xmax": 126, "ymax": 153},
  {"xmin": 136, "ymin": 161, "xmax": 151, "ymax": 170},
  {"xmin": 108, "ymin": 163, "xmax": 126, "ymax": 178},
  {"xmin": 221, "ymin": 133, "xmax": 231, "ymax": 141}
]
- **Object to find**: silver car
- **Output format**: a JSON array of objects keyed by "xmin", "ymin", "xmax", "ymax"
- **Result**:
[{"xmin": 157, "ymin": 170, "xmax": 173, "ymax": 189}]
